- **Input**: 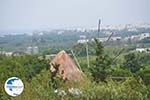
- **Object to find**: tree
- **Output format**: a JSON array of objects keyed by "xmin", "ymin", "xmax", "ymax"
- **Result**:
[
  {"xmin": 137, "ymin": 65, "xmax": 150, "ymax": 85},
  {"xmin": 123, "ymin": 53, "xmax": 142, "ymax": 73},
  {"xmin": 90, "ymin": 38, "xmax": 111, "ymax": 82}
]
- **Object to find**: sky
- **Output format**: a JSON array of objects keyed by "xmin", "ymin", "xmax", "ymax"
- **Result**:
[{"xmin": 0, "ymin": 0, "xmax": 149, "ymax": 33}]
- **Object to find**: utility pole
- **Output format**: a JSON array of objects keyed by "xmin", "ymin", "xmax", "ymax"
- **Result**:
[
  {"xmin": 98, "ymin": 19, "xmax": 101, "ymax": 38},
  {"xmin": 86, "ymin": 39, "xmax": 90, "ymax": 68}
]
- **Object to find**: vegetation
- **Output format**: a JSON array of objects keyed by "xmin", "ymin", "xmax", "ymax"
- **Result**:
[
  {"xmin": 90, "ymin": 38, "xmax": 112, "ymax": 82},
  {"xmin": 0, "ymin": 39, "xmax": 150, "ymax": 100}
]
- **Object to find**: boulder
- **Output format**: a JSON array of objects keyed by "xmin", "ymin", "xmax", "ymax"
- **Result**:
[{"xmin": 50, "ymin": 50, "xmax": 83, "ymax": 81}]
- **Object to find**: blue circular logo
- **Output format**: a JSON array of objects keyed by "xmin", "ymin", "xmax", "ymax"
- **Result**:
[{"xmin": 4, "ymin": 77, "xmax": 24, "ymax": 96}]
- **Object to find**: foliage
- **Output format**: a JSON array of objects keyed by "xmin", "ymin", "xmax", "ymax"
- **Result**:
[
  {"xmin": 90, "ymin": 38, "xmax": 112, "ymax": 82},
  {"xmin": 1, "ymin": 69, "xmax": 149, "ymax": 100},
  {"xmin": 137, "ymin": 65, "xmax": 150, "ymax": 85},
  {"xmin": 0, "ymin": 36, "xmax": 150, "ymax": 99},
  {"xmin": 123, "ymin": 53, "xmax": 143, "ymax": 73},
  {"xmin": 110, "ymin": 66, "xmax": 133, "ymax": 77}
]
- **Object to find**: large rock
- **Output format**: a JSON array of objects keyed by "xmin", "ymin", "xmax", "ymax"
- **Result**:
[{"xmin": 50, "ymin": 50, "xmax": 83, "ymax": 81}]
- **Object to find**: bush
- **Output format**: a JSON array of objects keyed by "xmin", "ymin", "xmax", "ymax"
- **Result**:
[
  {"xmin": 123, "ymin": 53, "xmax": 143, "ymax": 73},
  {"xmin": 110, "ymin": 66, "xmax": 133, "ymax": 77},
  {"xmin": 137, "ymin": 65, "xmax": 150, "ymax": 85}
]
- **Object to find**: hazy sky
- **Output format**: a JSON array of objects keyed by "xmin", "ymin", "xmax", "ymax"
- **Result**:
[{"xmin": 0, "ymin": 0, "xmax": 149, "ymax": 33}]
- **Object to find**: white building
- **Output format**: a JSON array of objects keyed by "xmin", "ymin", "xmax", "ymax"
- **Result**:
[
  {"xmin": 77, "ymin": 39, "xmax": 89, "ymax": 44},
  {"xmin": 79, "ymin": 35, "xmax": 86, "ymax": 39},
  {"xmin": 77, "ymin": 35, "xmax": 89, "ymax": 44},
  {"xmin": 26, "ymin": 46, "xmax": 32, "ymax": 54},
  {"xmin": 129, "ymin": 33, "xmax": 150, "ymax": 41},
  {"xmin": 91, "ymin": 36, "xmax": 121, "ymax": 42},
  {"xmin": 5, "ymin": 52, "xmax": 13, "ymax": 56},
  {"xmin": 136, "ymin": 48, "xmax": 150, "ymax": 53},
  {"xmin": 110, "ymin": 37, "xmax": 122, "ymax": 41},
  {"xmin": 26, "ymin": 46, "xmax": 39, "ymax": 54},
  {"xmin": 0, "ymin": 51, "xmax": 13, "ymax": 56},
  {"xmin": 57, "ymin": 31, "xmax": 64, "ymax": 35},
  {"xmin": 128, "ymin": 28, "xmax": 138, "ymax": 32},
  {"xmin": 98, "ymin": 38, "xmax": 108, "ymax": 42},
  {"xmin": 33, "ymin": 46, "xmax": 39, "ymax": 54},
  {"xmin": 140, "ymin": 33, "xmax": 150, "ymax": 40},
  {"xmin": 45, "ymin": 54, "xmax": 56, "ymax": 60}
]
